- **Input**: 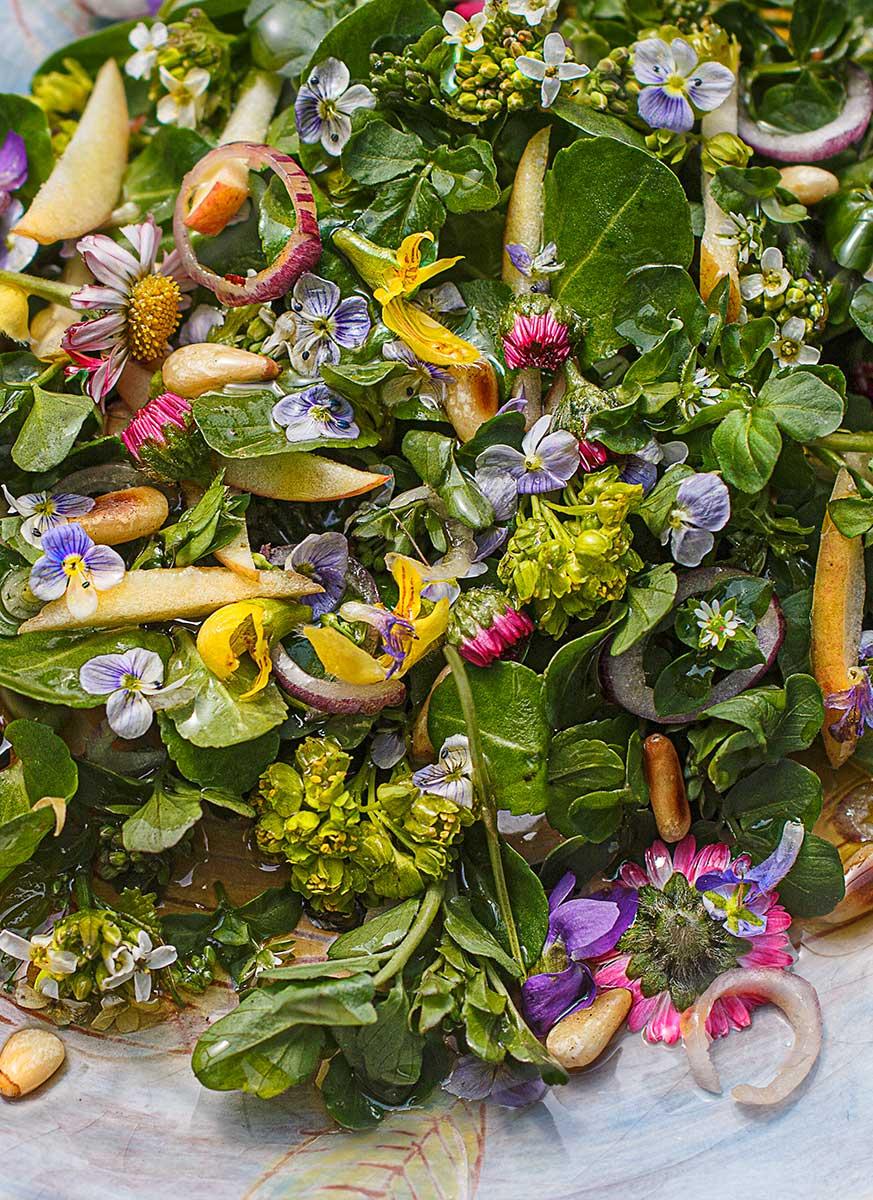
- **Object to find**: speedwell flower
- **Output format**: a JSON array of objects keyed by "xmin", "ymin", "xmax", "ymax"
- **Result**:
[
  {"xmin": 125, "ymin": 20, "xmax": 168, "ymax": 80},
  {"xmin": 476, "ymin": 414, "xmax": 580, "ymax": 495},
  {"xmin": 30, "ymin": 524, "xmax": 125, "ymax": 619},
  {"xmin": 517, "ymin": 34, "xmax": 589, "ymax": 109},
  {"xmin": 441, "ymin": 9, "xmax": 487, "ymax": 51},
  {"xmin": 694, "ymin": 597, "xmax": 743, "ymax": 652},
  {"xmin": 178, "ymin": 301, "xmax": 224, "ymax": 345},
  {"xmin": 413, "ymin": 734, "xmax": 474, "ymax": 808},
  {"xmin": 157, "ymin": 65, "xmax": 211, "ymax": 129},
  {"xmin": 382, "ymin": 340, "xmax": 451, "ymax": 410},
  {"xmin": 508, "ymin": 0, "xmax": 558, "ymax": 24},
  {"xmin": 505, "ymin": 240, "xmax": 564, "ymax": 291},
  {"xmin": 502, "ymin": 308, "xmax": 571, "ymax": 370},
  {"xmin": 295, "ymin": 58, "xmax": 376, "ymax": 156},
  {"xmin": 62, "ymin": 215, "xmax": 190, "ymax": 402},
  {"xmin": 662, "ymin": 472, "xmax": 730, "ymax": 567},
  {"xmin": 740, "ymin": 245, "xmax": 790, "ymax": 302},
  {"xmin": 305, "ymin": 555, "xmax": 450, "ymax": 685},
  {"xmin": 769, "ymin": 315, "xmax": 821, "ymax": 367},
  {"xmin": 272, "ymin": 384, "xmax": 360, "ymax": 443},
  {"xmin": 79, "ymin": 647, "xmax": 186, "ymax": 739},
  {"xmin": 2, "ymin": 485, "xmax": 94, "ymax": 548},
  {"xmin": 632, "ymin": 37, "xmax": 734, "ymax": 134},
  {"xmin": 261, "ymin": 272, "xmax": 371, "ymax": 376},
  {"xmin": 285, "ymin": 531, "xmax": 349, "ymax": 618},
  {"xmin": 197, "ymin": 599, "xmax": 302, "ymax": 699}
]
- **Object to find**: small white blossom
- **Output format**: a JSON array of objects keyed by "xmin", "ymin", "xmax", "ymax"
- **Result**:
[
  {"xmin": 442, "ymin": 9, "xmax": 487, "ymax": 51},
  {"xmin": 157, "ymin": 66, "xmax": 211, "ymax": 130},
  {"xmin": 516, "ymin": 33, "xmax": 589, "ymax": 108},
  {"xmin": 740, "ymin": 245, "xmax": 791, "ymax": 302},
  {"xmin": 770, "ymin": 315, "xmax": 820, "ymax": 367},
  {"xmin": 694, "ymin": 597, "xmax": 743, "ymax": 651},
  {"xmin": 125, "ymin": 20, "xmax": 168, "ymax": 81}
]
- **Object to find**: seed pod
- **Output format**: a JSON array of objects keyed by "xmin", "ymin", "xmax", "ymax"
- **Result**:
[
  {"xmin": 162, "ymin": 343, "xmax": 280, "ymax": 398},
  {"xmin": 778, "ymin": 165, "xmax": 839, "ymax": 206},
  {"xmin": 0, "ymin": 1028, "xmax": 65, "ymax": 1099},
  {"xmin": 546, "ymin": 988, "xmax": 632, "ymax": 1070},
  {"xmin": 75, "ymin": 486, "xmax": 169, "ymax": 545},
  {"xmin": 642, "ymin": 733, "xmax": 691, "ymax": 843}
]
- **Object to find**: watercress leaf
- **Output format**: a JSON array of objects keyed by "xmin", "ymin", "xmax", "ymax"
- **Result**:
[
  {"xmin": 11, "ymin": 388, "xmax": 96, "ymax": 472},
  {"xmin": 719, "ymin": 316, "xmax": 776, "ymax": 377},
  {"xmin": 550, "ymin": 97, "xmax": 647, "ymax": 148},
  {"xmin": 320, "ymin": 360, "xmax": 400, "ymax": 403},
  {"xmin": 775, "ymin": 834, "xmax": 845, "ymax": 917},
  {"xmin": 165, "ymin": 629, "xmax": 287, "ymax": 748},
  {"xmin": 328, "ymin": 897, "xmax": 420, "ymax": 958},
  {"xmin": 614, "ymin": 265, "xmax": 708, "ymax": 352},
  {"xmin": 122, "ymin": 126, "xmax": 213, "ymax": 224},
  {"xmin": 460, "ymin": 828, "xmax": 549, "ymax": 969},
  {"xmin": 777, "ymin": 588, "xmax": 812, "ymax": 679},
  {"xmin": 757, "ymin": 70, "xmax": 844, "ymax": 134},
  {"xmin": 539, "ymin": 836, "xmax": 615, "ymax": 889},
  {"xmin": 566, "ymin": 796, "xmax": 623, "ymax": 842},
  {"xmin": 850, "ymin": 282, "xmax": 873, "ymax": 343},
  {"xmin": 122, "ymin": 775, "xmax": 204, "ymax": 854},
  {"xmin": 308, "ymin": 0, "xmax": 439, "ymax": 78},
  {"xmin": 262, "ymin": 956, "xmax": 384, "ymax": 979},
  {"xmin": 725, "ymin": 759, "xmax": 822, "ymax": 827},
  {"xmin": 0, "ymin": 95, "xmax": 53, "ymax": 203},
  {"xmin": 430, "ymin": 140, "xmax": 500, "ymax": 214},
  {"xmin": 545, "ymin": 138, "xmax": 693, "ymax": 361},
  {"xmin": 233, "ymin": 884, "xmax": 303, "ymax": 943},
  {"xmin": 158, "ymin": 713, "xmax": 279, "ymax": 793},
  {"xmin": 768, "ymin": 672, "xmax": 824, "ymax": 754},
  {"xmin": 790, "ymin": 0, "xmax": 847, "ymax": 60},
  {"xmin": 320, "ymin": 1053, "xmax": 384, "ymax": 1129},
  {"xmin": 757, "ymin": 370, "xmax": 844, "ymax": 441},
  {"xmin": 611, "ymin": 565, "xmax": 677, "ymax": 655},
  {"xmin": 193, "ymin": 388, "xmax": 377, "ymax": 457},
  {"xmin": 353, "ymin": 173, "xmax": 446, "ymax": 244},
  {"xmin": 429, "ymin": 660, "xmax": 550, "ymax": 814},
  {"xmin": 333, "ymin": 979, "xmax": 424, "ymax": 1088},
  {"xmin": 247, "ymin": 0, "xmax": 332, "ymax": 76},
  {"xmin": 543, "ymin": 605, "xmax": 625, "ymax": 728},
  {"xmin": 0, "ymin": 806, "xmax": 55, "ymax": 885},
  {"xmin": 343, "ymin": 116, "xmax": 426, "ymax": 184},
  {"xmin": 0, "ymin": 629, "xmax": 171, "ymax": 707},
  {"xmin": 443, "ymin": 896, "xmax": 523, "ymax": 977},
  {"xmin": 710, "ymin": 165, "xmax": 782, "ymax": 214},
  {"xmin": 548, "ymin": 735, "xmax": 626, "ymax": 796},
  {"xmin": 6, "ymin": 719, "xmax": 77, "ymax": 803},
  {"xmin": 828, "ymin": 495, "xmax": 873, "ymax": 537},
  {"xmin": 712, "ymin": 406, "xmax": 781, "ymax": 492}
]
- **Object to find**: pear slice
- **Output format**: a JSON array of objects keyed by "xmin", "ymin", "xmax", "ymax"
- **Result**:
[
  {"xmin": 699, "ymin": 72, "xmax": 741, "ymax": 322},
  {"xmin": 14, "ymin": 59, "xmax": 129, "ymax": 244},
  {"xmin": 221, "ymin": 453, "xmax": 389, "ymax": 502},
  {"xmin": 811, "ymin": 468, "xmax": 866, "ymax": 767},
  {"xmin": 19, "ymin": 565, "xmax": 319, "ymax": 633}
]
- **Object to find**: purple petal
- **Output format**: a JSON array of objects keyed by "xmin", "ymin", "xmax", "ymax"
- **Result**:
[
  {"xmin": 293, "ymin": 272, "xmax": 340, "ymax": 319},
  {"xmin": 52, "ymin": 493, "xmax": 96, "ymax": 517},
  {"xmin": 289, "ymin": 531, "xmax": 349, "ymax": 617},
  {"xmin": 475, "ymin": 468, "xmax": 518, "ymax": 522},
  {"xmin": 686, "ymin": 61, "xmax": 734, "ymax": 113},
  {"xmin": 550, "ymin": 897, "xmax": 622, "ymax": 959},
  {"xmin": 370, "ymin": 729, "xmax": 406, "ymax": 769},
  {"xmin": 489, "ymin": 1063, "xmax": 549, "ymax": 1108},
  {"xmin": 521, "ymin": 962, "xmax": 595, "ymax": 1038},
  {"xmin": 443, "ymin": 1055, "xmax": 496, "ymax": 1101},
  {"xmin": 670, "ymin": 38, "xmax": 698, "ymax": 75},
  {"xmin": 106, "ymin": 689, "xmax": 155, "ymax": 739},
  {"xmin": 584, "ymin": 885, "xmax": 638, "ymax": 955},
  {"xmin": 29, "ymin": 557, "xmax": 69, "ymax": 601},
  {"xmin": 506, "ymin": 244, "xmax": 533, "ymax": 275},
  {"xmin": 475, "ymin": 444, "xmax": 526, "ymax": 478},
  {"xmin": 535, "ymin": 431, "xmax": 582, "ymax": 477},
  {"xmin": 670, "ymin": 525, "xmax": 714, "ymax": 567},
  {"xmin": 516, "ymin": 465, "xmax": 573, "ymax": 495},
  {"xmin": 676, "ymin": 473, "xmax": 730, "ymax": 532},
  {"xmin": 632, "ymin": 37, "xmax": 674, "ymax": 84},
  {"xmin": 40, "ymin": 522, "xmax": 95, "ymax": 564},
  {"xmin": 474, "ymin": 525, "xmax": 508, "ymax": 559},
  {"xmin": 548, "ymin": 871, "xmax": 577, "ymax": 912},
  {"xmin": 79, "ymin": 653, "xmax": 132, "ymax": 695},
  {"xmin": 332, "ymin": 295, "xmax": 371, "ymax": 348},
  {"xmin": 744, "ymin": 821, "xmax": 804, "ymax": 892},
  {"xmin": 638, "ymin": 86, "xmax": 694, "ymax": 133},
  {"xmin": 295, "ymin": 90, "xmax": 324, "ymax": 143},
  {"xmin": 621, "ymin": 456, "xmax": 658, "ymax": 493},
  {"xmin": 0, "ymin": 131, "xmax": 28, "ymax": 193}
]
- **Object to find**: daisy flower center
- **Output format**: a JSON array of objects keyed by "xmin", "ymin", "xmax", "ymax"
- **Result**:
[{"xmin": 127, "ymin": 274, "xmax": 182, "ymax": 361}]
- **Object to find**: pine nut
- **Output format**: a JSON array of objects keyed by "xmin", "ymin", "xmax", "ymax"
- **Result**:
[
  {"xmin": 0, "ymin": 1029, "xmax": 65, "ymax": 1099},
  {"xmin": 546, "ymin": 988, "xmax": 632, "ymax": 1069},
  {"xmin": 643, "ymin": 733, "xmax": 691, "ymax": 843}
]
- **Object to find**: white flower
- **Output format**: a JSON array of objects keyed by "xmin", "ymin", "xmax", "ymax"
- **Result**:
[
  {"xmin": 770, "ymin": 315, "xmax": 820, "ymax": 367},
  {"xmin": 0, "ymin": 930, "xmax": 79, "ymax": 994},
  {"xmin": 442, "ymin": 9, "xmax": 488, "ymax": 51},
  {"xmin": 101, "ymin": 942, "xmax": 136, "ymax": 991},
  {"xmin": 79, "ymin": 648, "xmax": 189, "ymax": 740},
  {"xmin": 516, "ymin": 33, "xmax": 589, "ymax": 108},
  {"xmin": 125, "ymin": 20, "xmax": 168, "ymax": 81},
  {"xmin": 740, "ymin": 246, "xmax": 791, "ymax": 302},
  {"xmin": 0, "ymin": 200, "xmax": 37, "ymax": 272},
  {"xmin": 130, "ymin": 930, "xmax": 178, "ymax": 1002},
  {"xmin": 178, "ymin": 302, "xmax": 225, "ymax": 346},
  {"xmin": 412, "ymin": 734, "xmax": 474, "ymax": 808},
  {"xmin": 156, "ymin": 66, "xmax": 211, "ymax": 130},
  {"xmin": 694, "ymin": 597, "xmax": 743, "ymax": 651},
  {"xmin": 1, "ymin": 485, "xmax": 95, "ymax": 547},
  {"xmin": 295, "ymin": 58, "xmax": 376, "ymax": 156},
  {"xmin": 720, "ymin": 211, "xmax": 764, "ymax": 265},
  {"xmin": 508, "ymin": 0, "xmax": 559, "ymax": 26}
]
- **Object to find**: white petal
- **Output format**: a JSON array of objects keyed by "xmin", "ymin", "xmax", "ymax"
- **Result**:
[
  {"xmin": 740, "ymin": 273, "xmax": 764, "ymax": 300},
  {"xmin": 134, "ymin": 971, "xmax": 152, "ymax": 1003},
  {"xmin": 542, "ymin": 33, "xmax": 567, "ymax": 66},
  {"xmin": 0, "ymin": 931, "xmax": 34, "ymax": 960},
  {"xmin": 541, "ymin": 76, "xmax": 562, "ymax": 107},
  {"xmin": 796, "ymin": 344, "xmax": 821, "ymax": 364},
  {"xmin": 128, "ymin": 22, "xmax": 151, "ymax": 50},
  {"xmin": 106, "ymin": 689, "xmax": 155, "ymax": 740},
  {"xmin": 760, "ymin": 246, "xmax": 783, "ymax": 271},
  {"xmin": 442, "ymin": 11, "xmax": 465, "ymax": 33},
  {"xmin": 781, "ymin": 316, "xmax": 806, "ymax": 341},
  {"xmin": 522, "ymin": 413, "xmax": 553, "ymax": 454},
  {"xmin": 671, "ymin": 38, "xmax": 698, "ymax": 76},
  {"xmin": 516, "ymin": 56, "xmax": 546, "ymax": 82}
]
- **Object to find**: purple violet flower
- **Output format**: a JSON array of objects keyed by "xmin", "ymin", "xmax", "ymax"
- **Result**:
[
  {"xmin": 285, "ymin": 532, "xmax": 349, "ymax": 618},
  {"xmin": 412, "ymin": 734, "xmax": 473, "ymax": 808},
  {"xmin": 262, "ymin": 272, "xmax": 371, "ymax": 376},
  {"xmin": 621, "ymin": 437, "xmax": 688, "ymax": 494},
  {"xmin": 295, "ymin": 58, "xmax": 375, "ymax": 156},
  {"xmin": 444, "ymin": 1055, "xmax": 548, "ymax": 1108},
  {"xmin": 338, "ymin": 599, "xmax": 414, "ymax": 676},
  {"xmin": 475, "ymin": 414, "xmax": 580, "ymax": 496},
  {"xmin": 632, "ymin": 37, "xmax": 735, "ymax": 134},
  {"xmin": 370, "ymin": 728, "xmax": 406, "ymax": 769},
  {"xmin": 30, "ymin": 524, "xmax": 125, "ymax": 620},
  {"xmin": 505, "ymin": 241, "xmax": 564, "ymax": 292},
  {"xmin": 0, "ymin": 131, "xmax": 28, "ymax": 212},
  {"xmin": 661, "ymin": 472, "xmax": 730, "ymax": 566},
  {"xmin": 272, "ymin": 384, "xmax": 360, "ymax": 443},
  {"xmin": 695, "ymin": 821, "xmax": 805, "ymax": 936},
  {"xmin": 825, "ymin": 639, "xmax": 873, "ymax": 741}
]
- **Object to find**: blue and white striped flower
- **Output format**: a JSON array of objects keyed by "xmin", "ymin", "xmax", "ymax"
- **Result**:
[
  {"xmin": 2, "ymin": 485, "xmax": 95, "ymax": 548},
  {"xmin": 633, "ymin": 37, "xmax": 734, "ymax": 134},
  {"xmin": 262, "ymin": 272, "xmax": 371, "ymax": 376},
  {"xmin": 295, "ymin": 58, "xmax": 375, "ymax": 156},
  {"xmin": 662, "ymin": 473, "xmax": 730, "ymax": 567},
  {"xmin": 79, "ymin": 647, "xmax": 185, "ymax": 739},
  {"xmin": 30, "ymin": 524, "xmax": 125, "ymax": 619},
  {"xmin": 382, "ymin": 340, "xmax": 451, "ymax": 410},
  {"xmin": 413, "ymin": 734, "xmax": 474, "ymax": 808},
  {"xmin": 272, "ymin": 384, "xmax": 360, "ymax": 443}
]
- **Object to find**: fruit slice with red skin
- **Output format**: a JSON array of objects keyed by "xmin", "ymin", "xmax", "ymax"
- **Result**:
[{"xmin": 221, "ymin": 453, "xmax": 389, "ymax": 502}]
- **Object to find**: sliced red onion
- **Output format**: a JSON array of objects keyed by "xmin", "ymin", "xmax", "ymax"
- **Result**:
[
  {"xmin": 739, "ymin": 65, "xmax": 873, "ymax": 163},
  {"xmin": 271, "ymin": 643, "xmax": 404, "ymax": 714},
  {"xmin": 173, "ymin": 142, "xmax": 321, "ymax": 307},
  {"xmin": 600, "ymin": 567, "xmax": 784, "ymax": 724},
  {"xmin": 682, "ymin": 968, "xmax": 822, "ymax": 1106}
]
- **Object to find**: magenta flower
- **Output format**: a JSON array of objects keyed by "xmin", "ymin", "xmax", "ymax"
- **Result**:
[
  {"xmin": 476, "ymin": 414, "xmax": 580, "ymax": 495},
  {"xmin": 121, "ymin": 392, "xmax": 192, "ymax": 461},
  {"xmin": 593, "ymin": 835, "xmax": 795, "ymax": 1046},
  {"xmin": 502, "ymin": 309, "xmax": 571, "ymax": 371},
  {"xmin": 632, "ymin": 37, "xmax": 735, "ymax": 134},
  {"xmin": 0, "ymin": 131, "xmax": 27, "ymax": 216},
  {"xmin": 577, "ymin": 439, "xmax": 609, "ymax": 473},
  {"xmin": 448, "ymin": 586, "xmax": 534, "ymax": 668}
]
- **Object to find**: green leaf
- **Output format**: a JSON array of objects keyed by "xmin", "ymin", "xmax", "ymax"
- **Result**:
[
  {"xmin": 354, "ymin": 174, "xmax": 446, "ymax": 245},
  {"xmin": 343, "ymin": 116, "xmax": 426, "ymax": 184},
  {"xmin": 828, "ymin": 495, "xmax": 873, "ymax": 537},
  {"xmin": 550, "ymin": 97, "xmax": 647, "ymax": 148},
  {"xmin": 0, "ymin": 629, "xmax": 171, "ymax": 707},
  {"xmin": 611, "ymin": 565, "xmax": 677, "ymax": 655},
  {"xmin": 11, "ymin": 388, "xmax": 95, "ymax": 472},
  {"xmin": 543, "ymin": 606, "xmax": 624, "ymax": 728},
  {"xmin": 613, "ymin": 265, "xmax": 708, "ymax": 352},
  {"xmin": 776, "ymin": 834, "xmax": 845, "ymax": 917},
  {"xmin": 719, "ymin": 316, "xmax": 776, "ymax": 377},
  {"xmin": 548, "ymin": 734, "xmax": 626, "ymax": 796},
  {"xmin": 320, "ymin": 1053, "xmax": 384, "ymax": 1129},
  {"xmin": 308, "ymin": 0, "xmax": 439, "ymax": 78},
  {"xmin": 545, "ymin": 138, "xmax": 693, "ymax": 361},
  {"xmin": 122, "ymin": 775, "xmax": 204, "ymax": 854},
  {"xmin": 6, "ymin": 720, "xmax": 76, "ymax": 803},
  {"xmin": 757, "ymin": 69, "xmax": 844, "ymax": 134},
  {"xmin": 165, "ymin": 630, "xmax": 287, "ymax": 748},
  {"xmin": 850, "ymin": 281, "xmax": 873, "ymax": 343},
  {"xmin": 122, "ymin": 126, "xmax": 213, "ymax": 223},
  {"xmin": 247, "ymin": 0, "xmax": 332, "ymax": 76},
  {"xmin": 0, "ymin": 804, "xmax": 54, "ymax": 886},
  {"xmin": 430, "ymin": 140, "xmax": 500, "ymax": 214},
  {"xmin": 193, "ymin": 388, "xmax": 377, "ymax": 458},
  {"xmin": 334, "ymin": 979, "xmax": 424, "ymax": 1089},
  {"xmin": 429, "ymin": 660, "xmax": 550, "ymax": 815},
  {"xmin": 461, "ymin": 830, "xmax": 549, "ymax": 969},
  {"xmin": 712, "ymin": 406, "xmax": 781, "ymax": 492},
  {"xmin": 725, "ymin": 759, "xmax": 823, "ymax": 827},
  {"xmin": 329, "ymin": 897, "xmax": 419, "ymax": 959},
  {"xmin": 790, "ymin": 0, "xmax": 847, "ymax": 59},
  {"xmin": 158, "ymin": 713, "xmax": 278, "ymax": 792},
  {"xmin": 757, "ymin": 370, "xmax": 844, "ymax": 441},
  {"xmin": 0, "ymin": 95, "xmax": 53, "ymax": 203},
  {"xmin": 443, "ymin": 897, "xmax": 523, "ymax": 977}
]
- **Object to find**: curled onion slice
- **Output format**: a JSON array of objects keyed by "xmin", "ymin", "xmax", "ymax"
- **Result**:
[
  {"xmin": 173, "ymin": 142, "xmax": 321, "ymax": 307},
  {"xmin": 271, "ymin": 643, "xmax": 404, "ymax": 714},
  {"xmin": 739, "ymin": 65, "xmax": 873, "ymax": 163},
  {"xmin": 682, "ymin": 968, "xmax": 822, "ymax": 1106}
]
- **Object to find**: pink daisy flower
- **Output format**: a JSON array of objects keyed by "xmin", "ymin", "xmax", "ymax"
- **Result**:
[
  {"xmin": 62, "ymin": 215, "xmax": 192, "ymax": 404},
  {"xmin": 502, "ymin": 310, "xmax": 571, "ymax": 371},
  {"xmin": 593, "ymin": 834, "xmax": 796, "ymax": 1046}
]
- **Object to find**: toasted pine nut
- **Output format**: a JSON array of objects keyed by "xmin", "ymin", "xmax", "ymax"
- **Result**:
[
  {"xmin": 0, "ymin": 1029, "xmax": 65, "ymax": 1099},
  {"xmin": 162, "ymin": 343, "xmax": 280, "ymax": 398},
  {"xmin": 546, "ymin": 988, "xmax": 632, "ymax": 1070},
  {"xmin": 643, "ymin": 733, "xmax": 691, "ymax": 843},
  {"xmin": 778, "ymin": 165, "xmax": 839, "ymax": 206},
  {"xmin": 75, "ymin": 486, "xmax": 169, "ymax": 546}
]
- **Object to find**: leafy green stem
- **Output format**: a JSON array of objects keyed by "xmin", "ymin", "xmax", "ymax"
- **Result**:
[
  {"xmin": 72, "ymin": 868, "xmax": 94, "ymax": 911},
  {"xmin": 809, "ymin": 444, "xmax": 873, "ymax": 496},
  {"xmin": 371, "ymin": 880, "xmax": 444, "ymax": 988},
  {"xmin": 0, "ymin": 270, "xmax": 77, "ymax": 307},
  {"xmin": 443, "ymin": 644, "xmax": 525, "ymax": 973},
  {"xmin": 814, "ymin": 431, "xmax": 873, "ymax": 455}
]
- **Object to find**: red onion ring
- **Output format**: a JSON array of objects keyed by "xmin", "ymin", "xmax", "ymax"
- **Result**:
[
  {"xmin": 682, "ymin": 968, "xmax": 822, "ymax": 1106},
  {"xmin": 600, "ymin": 567, "xmax": 784, "ymax": 723},
  {"xmin": 738, "ymin": 65, "xmax": 873, "ymax": 163},
  {"xmin": 271, "ymin": 643, "xmax": 405, "ymax": 714},
  {"xmin": 173, "ymin": 142, "xmax": 322, "ymax": 307}
]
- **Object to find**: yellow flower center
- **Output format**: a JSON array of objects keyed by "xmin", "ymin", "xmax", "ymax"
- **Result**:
[
  {"xmin": 62, "ymin": 554, "xmax": 87, "ymax": 580},
  {"xmin": 127, "ymin": 274, "xmax": 182, "ymax": 362},
  {"xmin": 778, "ymin": 337, "xmax": 799, "ymax": 360},
  {"xmin": 664, "ymin": 74, "xmax": 688, "ymax": 96}
]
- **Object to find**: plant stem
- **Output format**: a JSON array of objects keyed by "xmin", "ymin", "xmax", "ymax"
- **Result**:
[
  {"xmin": 72, "ymin": 869, "xmax": 94, "ymax": 910},
  {"xmin": 815, "ymin": 432, "xmax": 873, "ymax": 455},
  {"xmin": 809, "ymin": 444, "xmax": 873, "ymax": 496},
  {"xmin": 443, "ymin": 644, "xmax": 525, "ymax": 973},
  {"xmin": 0, "ymin": 270, "xmax": 77, "ymax": 308},
  {"xmin": 372, "ymin": 880, "xmax": 444, "ymax": 988}
]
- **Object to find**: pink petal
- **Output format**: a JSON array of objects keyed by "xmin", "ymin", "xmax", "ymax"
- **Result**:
[
  {"xmin": 620, "ymin": 862, "xmax": 647, "ymax": 888},
  {"xmin": 720, "ymin": 994, "xmax": 753, "ymax": 1030},
  {"xmin": 645, "ymin": 992, "xmax": 682, "ymax": 1044},
  {"xmin": 688, "ymin": 840, "xmax": 731, "ymax": 883},
  {"xmin": 593, "ymin": 954, "xmax": 633, "ymax": 989},
  {"xmin": 645, "ymin": 840, "xmax": 674, "ymax": 888},
  {"xmin": 78, "ymin": 234, "xmax": 140, "ymax": 288},
  {"xmin": 627, "ymin": 991, "xmax": 660, "ymax": 1034},
  {"xmin": 705, "ymin": 998, "xmax": 731, "ymax": 1040},
  {"xmin": 740, "ymin": 945, "xmax": 794, "ymax": 968},
  {"xmin": 671, "ymin": 835, "xmax": 697, "ymax": 879}
]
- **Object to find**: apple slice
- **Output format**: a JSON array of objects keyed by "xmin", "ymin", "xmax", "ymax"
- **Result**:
[
  {"xmin": 0, "ymin": 283, "xmax": 30, "ymax": 344},
  {"xmin": 185, "ymin": 71, "xmax": 282, "ymax": 235},
  {"xmin": 811, "ymin": 468, "xmax": 866, "ymax": 767},
  {"xmin": 75, "ymin": 486, "xmax": 169, "ymax": 546},
  {"xmin": 443, "ymin": 361, "xmax": 499, "ymax": 442},
  {"xmin": 14, "ymin": 59, "xmax": 129, "ymax": 245},
  {"xmin": 19, "ymin": 564, "xmax": 319, "ymax": 633},
  {"xmin": 221, "ymin": 453, "xmax": 390, "ymax": 502}
]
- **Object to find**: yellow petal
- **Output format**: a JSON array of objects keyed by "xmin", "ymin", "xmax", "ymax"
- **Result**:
[
  {"xmin": 381, "ymin": 298, "xmax": 480, "ymax": 366},
  {"xmin": 413, "ymin": 254, "xmax": 464, "ymax": 289},
  {"xmin": 390, "ymin": 554, "xmax": 425, "ymax": 621},
  {"xmin": 0, "ymin": 283, "xmax": 30, "ymax": 344},
  {"xmin": 396, "ymin": 231, "xmax": 433, "ymax": 273},
  {"xmin": 402, "ymin": 598, "xmax": 450, "ymax": 674},
  {"xmin": 197, "ymin": 600, "xmax": 273, "ymax": 698},
  {"xmin": 304, "ymin": 624, "xmax": 387, "ymax": 686}
]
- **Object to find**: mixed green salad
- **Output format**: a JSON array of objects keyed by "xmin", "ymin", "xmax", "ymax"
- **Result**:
[{"xmin": 0, "ymin": 0, "xmax": 871, "ymax": 1127}]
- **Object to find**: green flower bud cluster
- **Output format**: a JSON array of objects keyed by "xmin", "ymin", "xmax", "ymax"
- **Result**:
[
  {"xmin": 645, "ymin": 127, "xmax": 694, "ymax": 165},
  {"xmin": 659, "ymin": 0, "xmax": 712, "ymax": 30},
  {"xmin": 498, "ymin": 468, "xmax": 643, "ymax": 638},
  {"xmin": 701, "ymin": 132, "xmax": 752, "ymax": 174},
  {"xmin": 743, "ymin": 270, "xmax": 828, "ymax": 335},
  {"xmin": 577, "ymin": 46, "xmax": 641, "ymax": 119},
  {"xmin": 152, "ymin": 8, "xmax": 236, "ymax": 123},
  {"xmin": 95, "ymin": 824, "xmax": 191, "ymax": 891},
  {"xmin": 171, "ymin": 944, "xmax": 217, "ymax": 994},
  {"xmin": 252, "ymin": 743, "xmax": 471, "ymax": 914}
]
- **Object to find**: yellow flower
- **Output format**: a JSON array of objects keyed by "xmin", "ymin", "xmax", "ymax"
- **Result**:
[
  {"xmin": 197, "ymin": 599, "xmax": 303, "ymax": 699},
  {"xmin": 304, "ymin": 556, "xmax": 449, "ymax": 686},
  {"xmin": 371, "ymin": 232, "xmax": 462, "ymax": 305}
]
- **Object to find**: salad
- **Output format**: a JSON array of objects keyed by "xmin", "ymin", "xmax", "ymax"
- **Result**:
[{"xmin": 0, "ymin": 0, "xmax": 870, "ymax": 1125}]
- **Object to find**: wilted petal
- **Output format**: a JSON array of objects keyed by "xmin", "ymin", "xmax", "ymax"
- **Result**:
[
  {"xmin": 744, "ymin": 821, "xmax": 805, "ymax": 891},
  {"xmin": 521, "ymin": 961, "xmax": 595, "ymax": 1038}
]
